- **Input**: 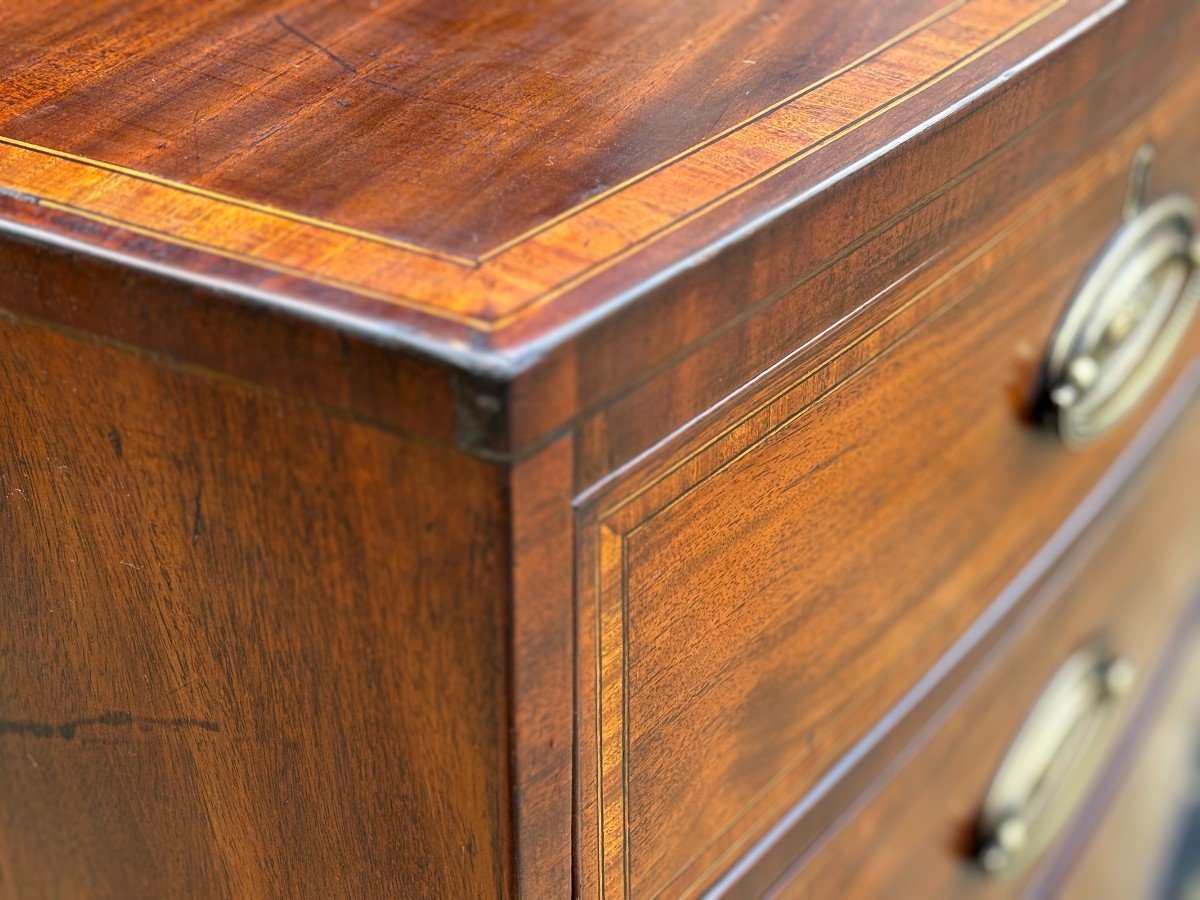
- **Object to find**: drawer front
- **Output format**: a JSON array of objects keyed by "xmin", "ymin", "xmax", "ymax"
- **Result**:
[
  {"xmin": 776, "ymin": 389, "xmax": 1200, "ymax": 898},
  {"xmin": 575, "ymin": 74, "xmax": 1200, "ymax": 897}
]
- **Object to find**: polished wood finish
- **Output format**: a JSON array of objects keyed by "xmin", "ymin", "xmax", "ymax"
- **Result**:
[
  {"xmin": 0, "ymin": 0, "xmax": 1194, "ymax": 467},
  {"xmin": 562, "ymin": 0, "xmax": 1200, "ymax": 479},
  {"xmin": 575, "ymin": 81, "xmax": 1200, "ymax": 892},
  {"xmin": 773, "ymin": 396, "xmax": 1200, "ymax": 898},
  {"xmin": 3, "ymin": 0, "xmax": 956, "ymax": 259},
  {"xmin": 0, "ymin": 0, "xmax": 1086, "ymax": 333},
  {"xmin": 0, "ymin": 314, "xmax": 512, "ymax": 897},
  {"xmin": 1, "ymin": 0, "xmax": 1199, "ymax": 897}
]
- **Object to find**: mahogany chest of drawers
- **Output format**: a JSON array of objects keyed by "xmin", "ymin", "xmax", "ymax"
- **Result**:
[{"xmin": 1, "ymin": 1, "xmax": 1199, "ymax": 896}]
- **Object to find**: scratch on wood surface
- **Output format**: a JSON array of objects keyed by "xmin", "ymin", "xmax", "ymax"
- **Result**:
[
  {"xmin": 275, "ymin": 14, "xmax": 528, "ymax": 126},
  {"xmin": 275, "ymin": 14, "xmax": 358, "ymax": 73},
  {"xmin": 191, "ymin": 482, "xmax": 204, "ymax": 545},
  {"xmin": 191, "ymin": 110, "xmax": 204, "ymax": 177},
  {"xmin": 0, "ymin": 711, "xmax": 220, "ymax": 740}
]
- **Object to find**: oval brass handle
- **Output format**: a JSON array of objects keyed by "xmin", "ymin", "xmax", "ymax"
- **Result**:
[
  {"xmin": 1042, "ymin": 194, "xmax": 1200, "ymax": 447},
  {"xmin": 975, "ymin": 645, "xmax": 1136, "ymax": 876}
]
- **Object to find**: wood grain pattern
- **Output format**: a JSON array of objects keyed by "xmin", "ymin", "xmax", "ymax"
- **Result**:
[
  {"xmin": 0, "ymin": 311, "xmax": 512, "ymax": 898},
  {"xmin": 540, "ymin": 0, "xmax": 1200, "ymax": 472},
  {"xmin": 1, "ymin": 0, "xmax": 956, "ymax": 258},
  {"xmin": 0, "ymin": 0, "xmax": 1103, "ymax": 340},
  {"xmin": 508, "ymin": 437, "xmax": 576, "ymax": 897},
  {"xmin": 1, "ymin": 2, "xmax": 1199, "ymax": 897},
  {"xmin": 0, "ymin": 0, "xmax": 1193, "ymax": 468},
  {"xmin": 575, "ymin": 106, "xmax": 1200, "ymax": 894},
  {"xmin": 773, "ymin": 395, "xmax": 1200, "ymax": 899}
]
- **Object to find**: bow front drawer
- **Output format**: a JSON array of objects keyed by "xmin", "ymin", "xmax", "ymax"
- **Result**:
[{"xmin": 576, "ymin": 79, "xmax": 1200, "ymax": 896}]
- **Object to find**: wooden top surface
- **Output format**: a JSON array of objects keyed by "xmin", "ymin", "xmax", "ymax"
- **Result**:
[{"xmin": 0, "ymin": 0, "xmax": 1104, "ymax": 365}]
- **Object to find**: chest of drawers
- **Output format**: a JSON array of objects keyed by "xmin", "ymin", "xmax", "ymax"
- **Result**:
[{"xmin": 1, "ymin": 1, "xmax": 1198, "ymax": 896}]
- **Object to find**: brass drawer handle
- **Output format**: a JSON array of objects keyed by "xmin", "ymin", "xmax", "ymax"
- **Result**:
[
  {"xmin": 1042, "ymin": 193, "xmax": 1200, "ymax": 447},
  {"xmin": 975, "ymin": 645, "xmax": 1136, "ymax": 876}
]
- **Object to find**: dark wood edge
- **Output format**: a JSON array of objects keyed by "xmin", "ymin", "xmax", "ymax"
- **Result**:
[
  {"xmin": 0, "ymin": 223, "xmax": 527, "ymax": 454},
  {"xmin": 705, "ymin": 362, "xmax": 1200, "ymax": 897},
  {"xmin": 0, "ymin": 205, "xmax": 513, "ymax": 374}
]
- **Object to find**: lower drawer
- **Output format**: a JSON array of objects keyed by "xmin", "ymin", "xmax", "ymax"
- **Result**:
[
  {"xmin": 771, "ymin": 375, "xmax": 1200, "ymax": 898},
  {"xmin": 1060, "ymin": 629, "xmax": 1200, "ymax": 899}
]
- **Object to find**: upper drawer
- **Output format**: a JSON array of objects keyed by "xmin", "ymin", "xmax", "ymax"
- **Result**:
[{"xmin": 575, "ymin": 73, "xmax": 1200, "ymax": 898}]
